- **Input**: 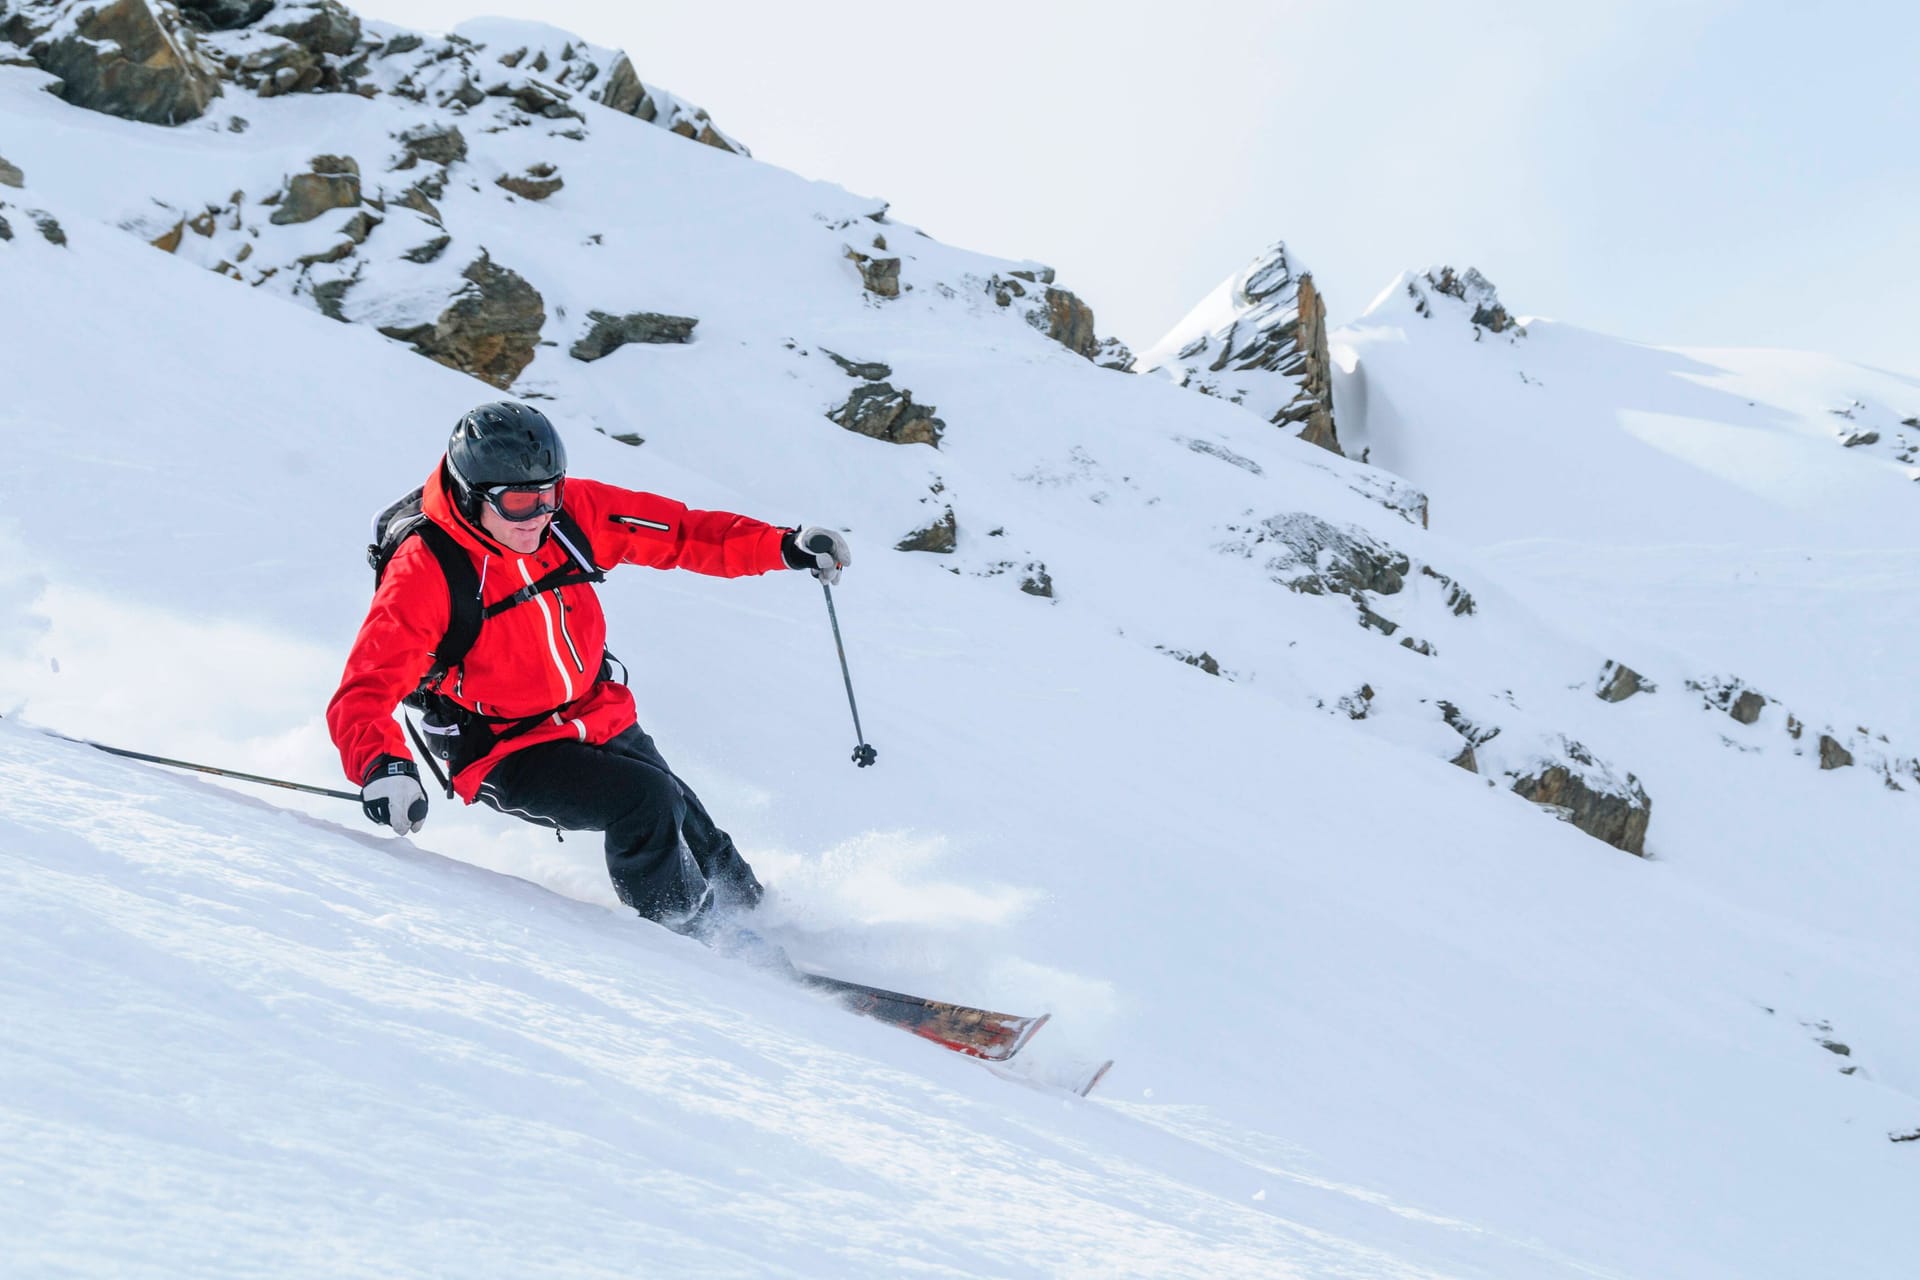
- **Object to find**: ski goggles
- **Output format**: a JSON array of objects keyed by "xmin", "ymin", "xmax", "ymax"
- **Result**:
[{"xmin": 481, "ymin": 478, "xmax": 565, "ymax": 522}]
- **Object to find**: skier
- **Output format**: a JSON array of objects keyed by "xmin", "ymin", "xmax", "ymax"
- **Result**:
[{"xmin": 326, "ymin": 400, "xmax": 851, "ymax": 939}]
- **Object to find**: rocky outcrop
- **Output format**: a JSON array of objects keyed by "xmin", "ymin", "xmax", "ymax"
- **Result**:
[
  {"xmin": 0, "ymin": 156, "xmax": 22, "ymax": 188},
  {"xmin": 496, "ymin": 163, "xmax": 562, "ymax": 200},
  {"xmin": 1135, "ymin": 242, "xmax": 1340, "ymax": 455},
  {"xmin": 846, "ymin": 247, "xmax": 900, "ymax": 298},
  {"xmin": 15, "ymin": 0, "xmax": 223, "ymax": 125},
  {"xmin": 895, "ymin": 507, "xmax": 957, "ymax": 554},
  {"xmin": 1219, "ymin": 512, "xmax": 1473, "ymax": 638},
  {"xmin": 395, "ymin": 123, "xmax": 466, "ymax": 168},
  {"xmin": 378, "ymin": 252, "xmax": 544, "ymax": 389},
  {"xmin": 1038, "ymin": 286, "xmax": 1096, "ymax": 358},
  {"xmin": 1509, "ymin": 739, "xmax": 1653, "ymax": 856},
  {"xmin": 269, "ymin": 155, "xmax": 360, "ymax": 225},
  {"xmin": 1403, "ymin": 266, "xmax": 1523, "ymax": 339},
  {"xmin": 830, "ymin": 382, "xmax": 944, "ymax": 447},
  {"xmin": 1597, "ymin": 660, "xmax": 1654, "ymax": 702},
  {"xmin": 596, "ymin": 52, "xmax": 743, "ymax": 154},
  {"xmin": 569, "ymin": 310, "xmax": 697, "ymax": 361}
]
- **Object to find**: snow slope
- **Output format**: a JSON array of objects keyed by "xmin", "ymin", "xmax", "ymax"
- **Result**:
[{"xmin": 4, "ymin": 12, "xmax": 1919, "ymax": 1277}]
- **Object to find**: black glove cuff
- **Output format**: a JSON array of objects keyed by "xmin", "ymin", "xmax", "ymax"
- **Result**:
[
  {"xmin": 779, "ymin": 528, "xmax": 813, "ymax": 571},
  {"xmin": 363, "ymin": 754, "xmax": 420, "ymax": 787}
]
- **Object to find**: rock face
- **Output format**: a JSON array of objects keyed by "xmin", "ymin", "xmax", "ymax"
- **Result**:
[
  {"xmin": 846, "ymin": 248, "xmax": 900, "ymax": 298},
  {"xmin": 379, "ymin": 253, "xmax": 545, "ymax": 389},
  {"xmin": 1597, "ymin": 660, "xmax": 1654, "ymax": 702},
  {"xmin": 596, "ymin": 53, "xmax": 744, "ymax": 154},
  {"xmin": 17, "ymin": 0, "xmax": 223, "ymax": 125},
  {"xmin": 1509, "ymin": 740, "xmax": 1653, "ymax": 856},
  {"xmin": 269, "ymin": 155, "xmax": 360, "ymax": 225},
  {"xmin": 1220, "ymin": 512, "xmax": 1473, "ymax": 638},
  {"xmin": 0, "ymin": 156, "xmax": 23, "ymax": 188},
  {"xmin": 1402, "ymin": 266, "xmax": 1523, "ymax": 338},
  {"xmin": 496, "ymin": 163, "xmax": 562, "ymax": 200},
  {"xmin": 570, "ymin": 310, "xmax": 697, "ymax": 362},
  {"xmin": 1136, "ymin": 242, "xmax": 1341, "ymax": 455},
  {"xmin": 829, "ymin": 382, "xmax": 944, "ymax": 447},
  {"xmin": 895, "ymin": 507, "xmax": 956, "ymax": 554}
]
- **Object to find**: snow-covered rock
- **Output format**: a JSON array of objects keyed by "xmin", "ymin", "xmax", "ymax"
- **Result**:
[{"xmin": 1135, "ymin": 240, "xmax": 1341, "ymax": 455}]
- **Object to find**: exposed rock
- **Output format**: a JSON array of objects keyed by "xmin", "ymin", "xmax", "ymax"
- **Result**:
[
  {"xmin": 1597, "ymin": 660, "xmax": 1654, "ymax": 702},
  {"xmin": 0, "ymin": 213, "xmax": 11, "ymax": 242},
  {"xmin": 1157, "ymin": 648, "xmax": 1221, "ymax": 676},
  {"xmin": 174, "ymin": 0, "xmax": 273, "ymax": 31},
  {"xmin": 396, "ymin": 123, "xmax": 466, "ymax": 168},
  {"xmin": 1019, "ymin": 563, "xmax": 1054, "ymax": 598},
  {"xmin": 0, "ymin": 156, "xmax": 22, "ymax": 188},
  {"xmin": 1688, "ymin": 677, "xmax": 1770, "ymax": 725},
  {"xmin": 32, "ymin": 211, "xmax": 65, "ymax": 245},
  {"xmin": 497, "ymin": 164, "xmax": 562, "ymax": 200},
  {"xmin": 1510, "ymin": 739, "xmax": 1652, "ymax": 856},
  {"xmin": 270, "ymin": 155, "xmax": 360, "ymax": 225},
  {"xmin": 1419, "ymin": 564, "xmax": 1476, "ymax": 616},
  {"xmin": 1033, "ymin": 287, "xmax": 1096, "ymax": 357},
  {"xmin": 828, "ymin": 383, "xmax": 944, "ymax": 447},
  {"xmin": 823, "ymin": 349, "xmax": 892, "ymax": 381},
  {"xmin": 400, "ymin": 233, "xmax": 450, "ymax": 264},
  {"xmin": 1818, "ymin": 734, "xmax": 1854, "ymax": 770},
  {"xmin": 1092, "ymin": 336, "xmax": 1134, "ymax": 370},
  {"xmin": 846, "ymin": 248, "xmax": 900, "ymax": 298},
  {"xmin": 895, "ymin": 508, "xmax": 956, "ymax": 554},
  {"xmin": 310, "ymin": 273, "xmax": 355, "ymax": 321},
  {"xmin": 1449, "ymin": 742, "xmax": 1478, "ymax": 773},
  {"xmin": 379, "ymin": 252, "xmax": 545, "ymax": 389},
  {"xmin": 1227, "ymin": 513, "xmax": 1408, "ymax": 600},
  {"xmin": 263, "ymin": 0, "xmax": 360, "ymax": 58},
  {"xmin": 1417, "ymin": 266, "xmax": 1518, "ymax": 333},
  {"xmin": 569, "ymin": 310, "xmax": 697, "ymax": 361},
  {"xmin": 28, "ymin": 0, "xmax": 223, "ymax": 125},
  {"xmin": 594, "ymin": 53, "xmax": 745, "ymax": 154},
  {"xmin": 1136, "ymin": 242, "xmax": 1341, "ymax": 455}
]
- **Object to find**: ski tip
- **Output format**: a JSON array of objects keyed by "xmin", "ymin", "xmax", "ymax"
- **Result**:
[
  {"xmin": 1002, "ymin": 1010, "xmax": 1050, "ymax": 1061},
  {"xmin": 1074, "ymin": 1059, "xmax": 1116, "ymax": 1098}
]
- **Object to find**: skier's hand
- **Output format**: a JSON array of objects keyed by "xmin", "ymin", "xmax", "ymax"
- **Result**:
[
  {"xmin": 361, "ymin": 755, "xmax": 428, "ymax": 835},
  {"xmin": 783, "ymin": 526, "xmax": 851, "ymax": 585}
]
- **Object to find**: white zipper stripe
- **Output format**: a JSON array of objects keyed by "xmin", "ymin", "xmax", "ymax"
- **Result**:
[
  {"xmin": 611, "ymin": 514, "xmax": 672, "ymax": 532},
  {"xmin": 517, "ymin": 558, "xmax": 576, "ymax": 703}
]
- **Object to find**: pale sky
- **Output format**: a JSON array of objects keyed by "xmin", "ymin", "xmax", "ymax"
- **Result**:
[{"xmin": 363, "ymin": 0, "xmax": 1920, "ymax": 378}]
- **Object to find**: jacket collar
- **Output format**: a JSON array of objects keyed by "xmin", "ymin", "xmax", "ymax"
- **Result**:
[{"xmin": 424, "ymin": 457, "xmax": 529, "ymax": 560}]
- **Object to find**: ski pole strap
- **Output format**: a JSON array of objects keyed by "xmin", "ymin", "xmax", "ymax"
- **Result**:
[{"xmin": 404, "ymin": 714, "xmax": 454, "ymax": 799}]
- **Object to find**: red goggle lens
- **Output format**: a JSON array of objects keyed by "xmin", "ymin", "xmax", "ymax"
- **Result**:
[{"xmin": 487, "ymin": 480, "xmax": 563, "ymax": 522}]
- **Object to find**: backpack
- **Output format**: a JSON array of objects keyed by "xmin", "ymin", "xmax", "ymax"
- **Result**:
[{"xmin": 366, "ymin": 486, "xmax": 613, "ymax": 786}]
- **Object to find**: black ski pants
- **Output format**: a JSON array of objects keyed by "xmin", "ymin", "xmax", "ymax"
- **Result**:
[{"xmin": 476, "ymin": 724, "xmax": 763, "ymax": 926}]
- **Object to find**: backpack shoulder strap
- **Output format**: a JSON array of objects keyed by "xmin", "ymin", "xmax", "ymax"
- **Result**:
[{"xmin": 412, "ymin": 520, "xmax": 483, "ymax": 672}]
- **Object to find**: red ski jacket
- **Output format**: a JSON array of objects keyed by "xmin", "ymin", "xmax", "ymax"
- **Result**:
[{"xmin": 327, "ymin": 462, "xmax": 791, "ymax": 801}]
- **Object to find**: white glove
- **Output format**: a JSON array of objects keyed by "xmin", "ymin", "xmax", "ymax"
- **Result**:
[
  {"xmin": 786, "ymin": 526, "xmax": 852, "ymax": 586},
  {"xmin": 361, "ymin": 756, "xmax": 428, "ymax": 835}
]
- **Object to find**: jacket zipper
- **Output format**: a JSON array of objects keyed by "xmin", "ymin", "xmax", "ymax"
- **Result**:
[{"xmin": 517, "ymin": 558, "xmax": 578, "ymax": 701}]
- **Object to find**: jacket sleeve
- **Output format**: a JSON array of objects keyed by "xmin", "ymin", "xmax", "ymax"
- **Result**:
[
  {"xmin": 326, "ymin": 539, "xmax": 450, "ymax": 784},
  {"xmin": 570, "ymin": 478, "xmax": 791, "ymax": 578}
]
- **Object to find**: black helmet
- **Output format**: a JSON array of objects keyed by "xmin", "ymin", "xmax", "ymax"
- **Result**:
[{"xmin": 446, "ymin": 401, "xmax": 567, "ymax": 521}]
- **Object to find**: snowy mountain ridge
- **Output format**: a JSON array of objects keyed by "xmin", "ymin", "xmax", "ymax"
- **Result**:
[{"xmin": 4, "ymin": 1, "xmax": 1920, "ymax": 1275}]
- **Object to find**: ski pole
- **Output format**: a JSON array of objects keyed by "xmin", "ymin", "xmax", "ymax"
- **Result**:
[
  {"xmin": 68, "ymin": 735, "xmax": 358, "ymax": 802},
  {"xmin": 818, "ymin": 578, "xmax": 877, "ymax": 768}
]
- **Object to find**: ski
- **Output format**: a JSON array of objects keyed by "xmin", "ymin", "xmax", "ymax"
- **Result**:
[{"xmin": 795, "ymin": 971, "xmax": 1050, "ymax": 1062}]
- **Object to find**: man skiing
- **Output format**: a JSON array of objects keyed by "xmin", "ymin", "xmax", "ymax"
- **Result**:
[{"xmin": 326, "ymin": 400, "xmax": 850, "ymax": 938}]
